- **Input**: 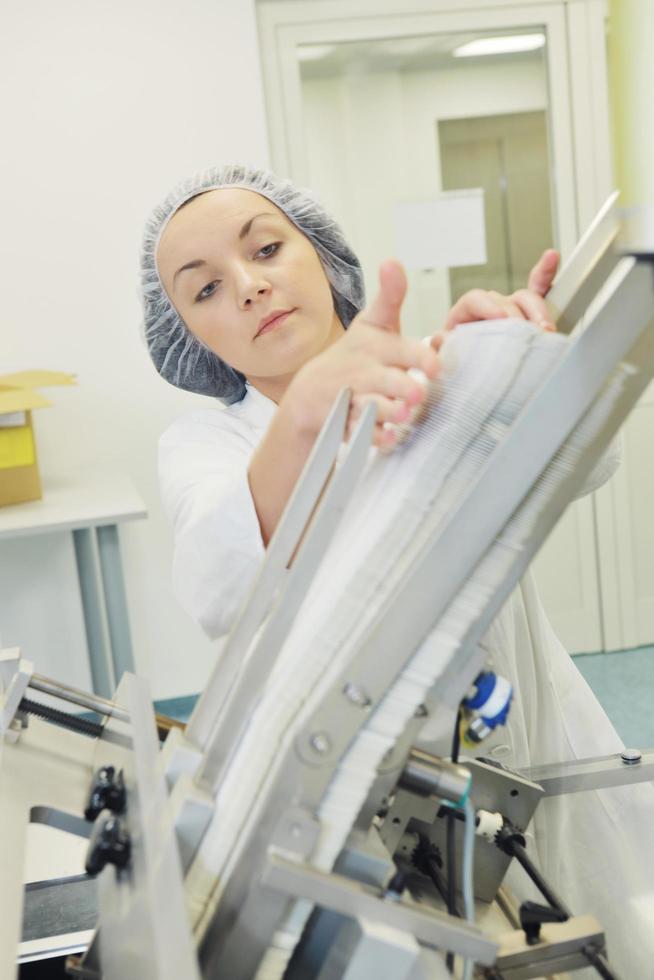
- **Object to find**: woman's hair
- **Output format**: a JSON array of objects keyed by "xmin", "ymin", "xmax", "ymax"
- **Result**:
[{"xmin": 140, "ymin": 164, "xmax": 365, "ymax": 404}]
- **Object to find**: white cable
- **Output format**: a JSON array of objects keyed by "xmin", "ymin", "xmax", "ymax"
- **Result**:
[{"xmin": 460, "ymin": 796, "xmax": 476, "ymax": 980}]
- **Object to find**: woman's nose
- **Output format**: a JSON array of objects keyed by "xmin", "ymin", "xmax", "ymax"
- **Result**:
[{"xmin": 235, "ymin": 266, "xmax": 271, "ymax": 309}]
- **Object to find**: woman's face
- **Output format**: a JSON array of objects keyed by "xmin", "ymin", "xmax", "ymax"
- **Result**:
[{"xmin": 157, "ymin": 188, "xmax": 344, "ymax": 394}]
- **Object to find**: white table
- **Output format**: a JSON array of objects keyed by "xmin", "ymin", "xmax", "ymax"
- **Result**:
[{"xmin": 0, "ymin": 471, "xmax": 147, "ymax": 698}]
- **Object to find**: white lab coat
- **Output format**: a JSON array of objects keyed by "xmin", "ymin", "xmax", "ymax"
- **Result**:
[{"xmin": 160, "ymin": 384, "xmax": 654, "ymax": 978}]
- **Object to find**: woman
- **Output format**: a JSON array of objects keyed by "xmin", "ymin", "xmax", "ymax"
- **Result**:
[
  {"xmin": 143, "ymin": 164, "xmax": 557, "ymax": 638},
  {"xmin": 141, "ymin": 165, "xmax": 652, "ymax": 976}
]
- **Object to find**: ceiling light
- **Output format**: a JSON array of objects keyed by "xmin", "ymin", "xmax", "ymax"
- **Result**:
[{"xmin": 453, "ymin": 34, "xmax": 546, "ymax": 58}]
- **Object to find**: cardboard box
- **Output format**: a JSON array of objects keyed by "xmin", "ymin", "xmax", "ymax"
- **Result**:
[{"xmin": 0, "ymin": 370, "xmax": 76, "ymax": 507}]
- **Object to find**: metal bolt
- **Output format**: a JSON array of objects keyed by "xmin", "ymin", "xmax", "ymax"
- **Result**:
[
  {"xmin": 343, "ymin": 682, "xmax": 371, "ymax": 708},
  {"xmin": 309, "ymin": 732, "xmax": 332, "ymax": 755},
  {"xmin": 621, "ymin": 748, "xmax": 642, "ymax": 765}
]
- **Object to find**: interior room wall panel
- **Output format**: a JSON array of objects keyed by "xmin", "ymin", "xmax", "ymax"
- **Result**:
[{"xmin": 0, "ymin": 0, "xmax": 270, "ymax": 698}]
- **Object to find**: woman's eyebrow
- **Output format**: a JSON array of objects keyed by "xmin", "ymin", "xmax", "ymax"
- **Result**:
[
  {"xmin": 173, "ymin": 259, "xmax": 207, "ymax": 290},
  {"xmin": 238, "ymin": 212, "xmax": 277, "ymax": 239},
  {"xmin": 172, "ymin": 213, "xmax": 279, "ymax": 290}
]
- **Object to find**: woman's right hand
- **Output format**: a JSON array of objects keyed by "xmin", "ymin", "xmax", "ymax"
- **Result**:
[{"xmin": 287, "ymin": 260, "xmax": 440, "ymax": 449}]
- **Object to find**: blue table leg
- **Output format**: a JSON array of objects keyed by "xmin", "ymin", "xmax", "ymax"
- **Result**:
[
  {"xmin": 72, "ymin": 528, "xmax": 114, "ymax": 698},
  {"xmin": 96, "ymin": 524, "xmax": 135, "ymax": 684}
]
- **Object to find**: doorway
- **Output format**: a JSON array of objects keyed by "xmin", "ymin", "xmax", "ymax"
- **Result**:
[{"xmin": 439, "ymin": 110, "xmax": 554, "ymax": 300}]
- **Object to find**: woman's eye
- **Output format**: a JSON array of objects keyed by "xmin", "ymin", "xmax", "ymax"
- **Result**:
[
  {"xmin": 196, "ymin": 280, "xmax": 220, "ymax": 302},
  {"xmin": 257, "ymin": 242, "xmax": 281, "ymax": 259}
]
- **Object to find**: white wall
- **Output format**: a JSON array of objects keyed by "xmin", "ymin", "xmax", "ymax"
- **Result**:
[
  {"xmin": 600, "ymin": 0, "xmax": 654, "ymax": 650},
  {"xmin": 609, "ymin": 0, "xmax": 654, "ymax": 208},
  {"xmin": 302, "ymin": 56, "xmax": 547, "ymax": 335},
  {"xmin": 0, "ymin": 0, "xmax": 270, "ymax": 698}
]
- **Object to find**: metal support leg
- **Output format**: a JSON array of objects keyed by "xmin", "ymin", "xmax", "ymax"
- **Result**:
[
  {"xmin": 0, "ymin": 752, "xmax": 29, "ymax": 980},
  {"xmin": 72, "ymin": 529, "xmax": 113, "ymax": 698},
  {"xmin": 96, "ymin": 524, "xmax": 135, "ymax": 684}
]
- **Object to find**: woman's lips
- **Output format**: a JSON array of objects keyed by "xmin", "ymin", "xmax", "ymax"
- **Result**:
[{"xmin": 256, "ymin": 309, "xmax": 296, "ymax": 338}]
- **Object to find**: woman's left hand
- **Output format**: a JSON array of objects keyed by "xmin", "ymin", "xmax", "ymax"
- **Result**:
[{"xmin": 435, "ymin": 248, "xmax": 560, "ymax": 348}]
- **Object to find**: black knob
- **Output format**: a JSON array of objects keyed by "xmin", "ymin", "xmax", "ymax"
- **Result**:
[
  {"xmin": 386, "ymin": 870, "xmax": 408, "ymax": 898},
  {"xmin": 85, "ymin": 811, "xmax": 131, "ymax": 876},
  {"xmin": 519, "ymin": 901, "xmax": 568, "ymax": 945},
  {"xmin": 84, "ymin": 765, "xmax": 126, "ymax": 821}
]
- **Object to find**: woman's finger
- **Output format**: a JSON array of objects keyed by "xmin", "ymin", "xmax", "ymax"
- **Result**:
[
  {"xmin": 359, "ymin": 259, "xmax": 408, "ymax": 334},
  {"xmin": 527, "ymin": 248, "xmax": 560, "ymax": 296},
  {"xmin": 372, "ymin": 422, "xmax": 400, "ymax": 450},
  {"xmin": 365, "ymin": 328, "xmax": 440, "ymax": 378},
  {"xmin": 349, "ymin": 392, "xmax": 412, "ymax": 428},
  {"xmin": 443, "ymin": 289, "xmax": 506, "ymax": 330},
  {"xmin": 510, "ymin": 289, "xmax": 556, "ymax": 329},
  {"xmin": 360, "ymin": 364, "xmax": 429, "ymax": 404},
  {"xmin": 488, "ymin": 296, "xmax": 524, "ymax": 320}
]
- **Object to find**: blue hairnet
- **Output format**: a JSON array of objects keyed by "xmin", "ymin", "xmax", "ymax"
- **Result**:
[{"xmin": 140, "ymin": 164, "xmax": 365, "ymax": 404}]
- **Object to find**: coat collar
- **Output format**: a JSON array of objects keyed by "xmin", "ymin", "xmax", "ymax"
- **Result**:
[{"xmin": 228, "ymin": 382, "xmax": 277, "ymax": 431}]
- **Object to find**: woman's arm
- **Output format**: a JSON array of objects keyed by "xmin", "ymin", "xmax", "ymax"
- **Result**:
[{"xmin": 248, "ymin": 262, "xmax": 439, "ymax": 544}]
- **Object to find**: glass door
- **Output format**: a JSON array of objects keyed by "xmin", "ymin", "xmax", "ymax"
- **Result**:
[{"xmin": 295, "ymin": 25, "xmax": 561, "ymax": 337}]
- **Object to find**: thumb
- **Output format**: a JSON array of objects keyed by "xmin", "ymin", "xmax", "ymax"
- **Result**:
[
  {"xmin": 362, "ymin": 259, "xmax": 407, "ymax": 333},
  {"xmin": 528, "ymin": 248, "xmax": 560, "ymax": 297}
]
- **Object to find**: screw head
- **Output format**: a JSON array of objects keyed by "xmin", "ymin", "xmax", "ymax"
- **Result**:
[
  {"xmin": 309, "ymin": 732, "xmax": 332, "ymax": 755},
  {"xmin": 621, "ymin": 748, "xmax": 642, "ymax": 765},
  {"xmin": 343, "ymin": 682, "xmax": 371, "ymax": 708}
]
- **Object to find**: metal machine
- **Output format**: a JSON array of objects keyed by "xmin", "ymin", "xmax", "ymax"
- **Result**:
[{"xmin": 2, "ymin": 196, "xmax": 654, "ymax": 980}]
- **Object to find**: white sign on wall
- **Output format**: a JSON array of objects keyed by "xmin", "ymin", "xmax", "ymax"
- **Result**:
[{"xmin": 394, "ymin": 189, "xmax": 487, "ymax": 270}]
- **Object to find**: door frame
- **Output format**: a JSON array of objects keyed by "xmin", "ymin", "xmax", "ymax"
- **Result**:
[{"xmin": 258, "ymin": 0, "xmax": 612, "ymax": 260}]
